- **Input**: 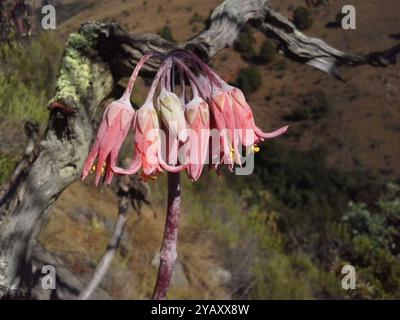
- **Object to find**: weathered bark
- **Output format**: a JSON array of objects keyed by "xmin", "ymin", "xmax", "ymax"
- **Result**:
[
  {"xmin": 0, "ymin": 26, "xmax": 115, "ymax": 297},
  {"xmin": 0, "ymin": 122, "xmax": 40, "ymax": 203},
  {"xmin": 0, "ymin": 0, "xmax": 398, "ymax": 298}
]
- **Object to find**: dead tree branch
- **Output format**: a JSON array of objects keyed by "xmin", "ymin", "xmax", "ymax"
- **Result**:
[
  {"xmin": 257, "ymin": 7, "xmax": 399, "ymax": 79},
  {"xmin": 78, "ymin": 172, "xmax": 151, "ymax": 300},
  {"xmin": 78, "ymin": 193, "xmax": 129, "ymax": 300}
]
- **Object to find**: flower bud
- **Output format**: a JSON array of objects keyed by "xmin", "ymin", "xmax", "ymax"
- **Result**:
[{"xmin": 157, "ymin": 89, "xmax": 187, "ymax": 142}]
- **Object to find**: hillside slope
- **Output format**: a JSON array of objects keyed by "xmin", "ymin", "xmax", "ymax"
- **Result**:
[{"xmin": 55, "ymin": 0, "xmax": 400, "ymax": 176}]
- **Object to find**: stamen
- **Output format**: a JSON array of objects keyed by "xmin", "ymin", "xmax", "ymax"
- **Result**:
[
  {"xmin": 229, "ymin": 146, "xmax": 235, "ymax": 160},
  {"xmin": 250, "ymin": 145, "xmax": 260, "ymax": 153},
  {"xmin": 90, "ymin": 164, "xmax": 106, "ymax": 176}
]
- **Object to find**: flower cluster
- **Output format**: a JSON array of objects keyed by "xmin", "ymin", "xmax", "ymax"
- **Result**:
[{"xmin": 81, "ymin": 50, "xmax": 288, "ymax": 185}]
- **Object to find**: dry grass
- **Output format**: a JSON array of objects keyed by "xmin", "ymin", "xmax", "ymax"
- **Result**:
[{"xmin": 38, "ymin": 180, "xmax": 229, "ymax": 299}]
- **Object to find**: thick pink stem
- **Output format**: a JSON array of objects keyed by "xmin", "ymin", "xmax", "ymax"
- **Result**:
[
  {"xmin": 145, "ymin": 58, "xmax": 172, "ymax": 104},
  {"xmin": 122, "ymin": 51, "xmax": 163, "ymax": 99},
  {"xmin": 152, "ymin": 172, "xmax": 181, "ymax": 300},
  {"xmin": 172, "ymin": 57, "xmax": 208, "ymax": 99}
]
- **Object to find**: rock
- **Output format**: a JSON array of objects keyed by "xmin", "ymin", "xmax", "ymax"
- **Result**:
[
  {"xmin": 100, "ymin": 267, "xmax": 137, "ymax": 299},
  {"xmin": 30, "ymin": 243, "xmax": 112, "ymax": 300},
  {"xmin": 171, "ymin": 261, "xmax": 189, "ymax": 289},
  {"xmin": 68, "ymin": 206, "xmax": 99, "ymax": 225},
  {"xmin": 210, "ymin": 267, "xmax": 231, "ymax": 286}
]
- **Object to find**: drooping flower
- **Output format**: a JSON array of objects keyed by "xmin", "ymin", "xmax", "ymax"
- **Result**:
[
  {"xmin": 156, "ymin": 88, "xmax": 188, "ymax": 166},
  {"xmin": 184, "ymin": 95, "xmax": 210, "ymax": 181},
  {"xmin": 228, "ymin": 86, "xmax": 288, "ymax": 148},
  {"xmin": 81, "ymin": 96, "xmax": 134, "ymax": 186},
  {"xmin": 157, "ymin": 89, "xmax": 187, "ymax": 142},
  {"xmin": 110, "ymin": 57, "xmax": 187, "ymax": 180},
  {"xmin": 112, "ymin": 102, "xmax": 161, "ymax": 177},
  {"xmin": 209, "ymin": 87, "xmax": 241, "ymax": 169}
]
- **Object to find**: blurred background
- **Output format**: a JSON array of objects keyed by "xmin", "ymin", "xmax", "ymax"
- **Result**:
[{"xmin": 0, "ymin": 0, "xmax": 399, "ymax": 299}]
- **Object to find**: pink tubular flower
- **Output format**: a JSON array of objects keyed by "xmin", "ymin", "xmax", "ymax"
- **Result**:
[
  {"xmin": 176, "ymin": 50, "xmax": 287, "ymax": 168},
  {"xmin": 81, "ymin": 96, "xmax": 134, "ymax": 186},
  {"xmin": 228, "ymin": 86, "xmax": 288, "ymax": 148},
  {"xmin": 113, "ymin": 102, "xmax": 161, "ymax": 177},
  {"xmin": 210, "ymin": 87, "xmax": 241, "ymax": 168},
  {"xmin": 184, "ymin": 96, "xmax": 210, "ymax": 181}
]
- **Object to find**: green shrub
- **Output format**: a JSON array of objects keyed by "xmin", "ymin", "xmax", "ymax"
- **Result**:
[
  {"xmin": 0, "ymin": 33, "xmax": 62, "ymax": 124},
  {"xmin": 189, "ymin": 12, "xmax": 204, "ymax": 25},
  {"xmin": 158, "ymin": 25, "xmax": 176, "ymax": 43},
  {"xmin": 284, "ymin": 91, "xmax": 331, "ymax": 122},
  {"xmin": 259, "ymin": 39, "xmax": 277, "ymax": 64},
  {"xmin": 339, "ymin": 184, "xmax": 400, "ymax": 298},
  {"xmin": 293, "ymin": 6, "xmax": 313, "ymax": 31},
  {"xmin": 0, "ymin": 153, "xmax": 16, "ymax": 185},
  {"xmin": 251, "ymin": 251, "xmax": 341, "ymax": 299},
  {"xmin": 0, "ymin": 74, "xmax": 48, "ymax": 123},
  {"xmin": 1, "ymin": 33, "xmax": 63, "ymax": 96},
  {"xmin": 285, "ymin": 106, "xmax": 311, "ymax": 121},
  {"xmin": 178, "ymin": 169, "xmax": 345, "ymax": 299},
  {"xmin": 233, "ymin": 25, "xmax": 256, "ymax": 58},
  {"xmin": 334, "ymin": 11, "xmax": 346, "ymax": 28},
  {"xmin": 235, "ymin": 66, "xmax": 262, "ymax": 95}
]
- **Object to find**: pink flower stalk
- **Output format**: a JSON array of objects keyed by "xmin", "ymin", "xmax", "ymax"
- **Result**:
[{"xmin": 81, "ymin": 49, "xmax": 290, "ymax": 301}]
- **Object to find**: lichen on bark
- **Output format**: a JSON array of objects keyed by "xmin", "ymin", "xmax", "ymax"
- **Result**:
[{"xmin": 50, "ymin": 33, "xmax": 94, "ymax": 108}]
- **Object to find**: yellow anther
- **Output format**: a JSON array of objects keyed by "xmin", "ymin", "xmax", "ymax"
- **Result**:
[
  {"xmin": 229, "ymin": 147, "xmax": 235, "ymax": 160},
  {"xmin": 250, "ymin": 145, "xmax": 260, "ymax": 153},
  {"xmin": 90, "ymin": 164, "xmax": 105, "ymax": 176}
]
